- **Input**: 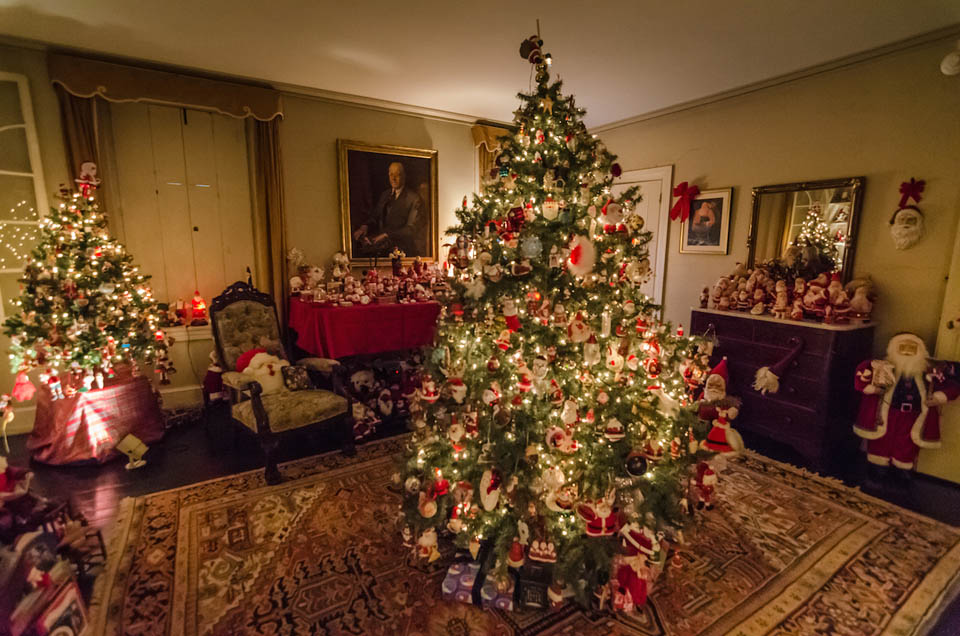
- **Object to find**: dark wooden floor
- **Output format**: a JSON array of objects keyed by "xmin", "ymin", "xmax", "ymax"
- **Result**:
[{"xmin": 6, "ymin": 419, "xmax": 960, "ymax": 634}]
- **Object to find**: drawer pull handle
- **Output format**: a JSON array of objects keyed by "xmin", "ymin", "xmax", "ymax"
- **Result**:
[
  {"xmin": 784, "ymin": 417, "xmax": 793, "ymax": 425},
  {"xmin": 787, "ymin": 386, "xmax": 796, "ymax": 394}
]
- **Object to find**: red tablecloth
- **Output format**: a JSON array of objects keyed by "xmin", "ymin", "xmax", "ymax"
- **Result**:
[{"xmin": 289, "ymin": 298, "xmax": 441, "ymax": 358}]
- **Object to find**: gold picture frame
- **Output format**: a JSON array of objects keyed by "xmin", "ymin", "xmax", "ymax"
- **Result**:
[
  {"xmin": 338, "ymin": 139, "xmax": 439, "ymax": 266},
  {"xmin": 679, "ymin": 187, "xmax": 733, "ymax": 254}
]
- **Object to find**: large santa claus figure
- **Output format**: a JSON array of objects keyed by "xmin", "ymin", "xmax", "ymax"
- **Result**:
[
  {"xmin": 853, "ymin": 332, "xmax": 960, "ymax": 474},
  {"xmin": 698, "ymin": 358, "xmax": 744, "ymax": 455}
]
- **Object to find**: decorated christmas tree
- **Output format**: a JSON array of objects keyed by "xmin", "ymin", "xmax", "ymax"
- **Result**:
[
  {"xmin": 789, "ymin": 203, "xmax": 838, "ymax": 277},
  {"xmin": 401, "ymin": 36, "xmax": 711, "ymax": 608},
  {"xmin": 3, "ymin": 178, "xmax": 171, "ymax": 403}
]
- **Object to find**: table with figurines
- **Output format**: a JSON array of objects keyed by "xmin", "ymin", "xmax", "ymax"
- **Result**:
[{"xmin": 288, "ymin": 260, "xmax": 449, "ymax": 360}]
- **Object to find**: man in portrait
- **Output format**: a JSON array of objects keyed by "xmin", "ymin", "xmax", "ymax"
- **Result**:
[{"xmin": 353, "ymin": 161, "xmax": 425, "ymax": 257}]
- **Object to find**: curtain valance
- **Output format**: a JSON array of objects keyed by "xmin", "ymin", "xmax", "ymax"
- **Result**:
[
  {"xmin": 48, "ymin": 53, "xmax": 283, "ymax": 121},
  {"xmin": 471, "ymin": 124, "xmax": 510, "ymax": 152}
]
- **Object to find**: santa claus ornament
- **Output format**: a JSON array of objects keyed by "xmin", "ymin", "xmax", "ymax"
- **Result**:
[
  {"xmin": 853, "ymin": 332, "xmax": 959, "ymax": 479},
  {"xmin": 890, "ymin": 178, "xmax": 926, "ymax": 250}
]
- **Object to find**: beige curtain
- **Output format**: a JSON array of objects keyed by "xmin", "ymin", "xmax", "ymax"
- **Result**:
[
  {"xmin": 248, "ymin": 119, "xmax": 288, "ymax": 325},
  {"xmin": 472, "ymin": 124, "xmax": 510, "ymax": 181}
]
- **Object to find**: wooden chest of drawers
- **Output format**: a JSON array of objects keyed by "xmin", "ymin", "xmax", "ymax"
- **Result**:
[{"xmin": 690, "ymin": 308, "xmax": 875, "ymax": 468}]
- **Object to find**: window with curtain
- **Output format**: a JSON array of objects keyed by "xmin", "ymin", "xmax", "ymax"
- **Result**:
[
  {"xmin": 108, "ymin": 102, "xmax": 256, "ymax": 307},
  {"xmin": 0, "ymin": 72, "xmax": 47, "ymax": 320}
]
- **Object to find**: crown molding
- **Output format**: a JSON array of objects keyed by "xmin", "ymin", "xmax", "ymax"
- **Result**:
[
  {"xmin": 591, "ymin": 23, "xmax": 960, "ymax": 134},
  {"xmin": 271, "ymin": 81, "xmax": 501, "ymax": 126},
  {"xmin": 0, "ymin": 33, "xmax": 47, "ymax": 51},
  {"xmin": 0, "ymin": 34, "xmax": 493, "ymax": 126}
]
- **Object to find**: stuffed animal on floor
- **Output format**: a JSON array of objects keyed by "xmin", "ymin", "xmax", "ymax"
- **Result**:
[{"xmin": 238, "ymin": 350, "xmax": 289, "ymax": 394}]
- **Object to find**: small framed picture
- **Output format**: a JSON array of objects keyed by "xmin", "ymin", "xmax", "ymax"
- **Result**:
[{"xmin": 679, "ymin": 188, "xmax": 732, "ymax": 254}]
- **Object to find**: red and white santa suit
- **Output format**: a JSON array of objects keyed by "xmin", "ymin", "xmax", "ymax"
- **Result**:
[
  {"xmin": 697, "ymin": 358, "xmax": 744, "ymax": 454},
  {"xmin": 853, "ymin": 333, "xmax": 960, "ymax": 470}
]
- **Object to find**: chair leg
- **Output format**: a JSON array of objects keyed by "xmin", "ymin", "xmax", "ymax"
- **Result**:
[
  {"xmin": 341, "ymin": 415, "xmax": 356, "ymax": 456},
  {"xmin": 261, "ymin": 434, "xmax": 282, "ymax": 485}
]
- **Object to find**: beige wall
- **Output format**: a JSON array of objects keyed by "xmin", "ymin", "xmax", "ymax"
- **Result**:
[
  {"xmin": 280, "ymin": 95, "xmax": 477, "ymax": 270},
  {"xmin": 600, "ymin": 38, "xmax": 960, "ymax": 354}
]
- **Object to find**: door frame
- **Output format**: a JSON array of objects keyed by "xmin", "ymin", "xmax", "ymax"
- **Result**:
[{"xmin": 617, "ymin": 165, "xmax": 673, "ymax": 307}]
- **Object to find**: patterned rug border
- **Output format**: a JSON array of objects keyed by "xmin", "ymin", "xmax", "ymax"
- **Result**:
[
  {"xmin": 89, "ymin": 438, "xmax": 960, "ymax": 635},
  {"xmin": 733, "ymin": 450, "xmax": 960, "ymax": 635},
  {"xmin": 735, "ymin": 448, "xmax": 960, "ymax": 530}
]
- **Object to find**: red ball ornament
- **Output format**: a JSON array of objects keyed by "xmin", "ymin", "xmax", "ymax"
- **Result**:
[{"xmin": 611, "ymin": 163, "xmax": 623, "ymax": 178}]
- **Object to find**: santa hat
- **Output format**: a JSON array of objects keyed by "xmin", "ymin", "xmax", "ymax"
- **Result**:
[
  {"xmin": 708, "ymin": 358, "xmax": 729, "ymax": 389},
  {"xmin": 697, "ymin": 462, "xmax": 717, "ymax": 487},
  {"xmin": 753, "ymin": 338, "xmax": 804, "ymax": 395}
]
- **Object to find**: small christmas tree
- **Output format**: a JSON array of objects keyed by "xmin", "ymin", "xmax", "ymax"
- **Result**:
[
  {"xmin": 401, "ymin": 36, "xmax": 711, "ymax": 607},
  {"xmin": 3, "ymin": 179, "xmax": 171, "ymax": 400}
]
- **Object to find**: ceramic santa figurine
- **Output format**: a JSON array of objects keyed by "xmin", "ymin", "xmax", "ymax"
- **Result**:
[
  {"xmin": 853, "ymin": 332, "xmax": 960, "ymax": 480},
  {"xmin": 692, "ymin": 461, "xmax": 718, "ymax": 510},
  {"xmin": 698, "ymin": 359, "xmax": 744, "ymax": 455}
]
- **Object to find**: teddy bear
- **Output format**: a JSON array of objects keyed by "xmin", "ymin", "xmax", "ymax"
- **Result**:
[{"xmin": 240, "ymin": 351, "xmax": 289, "ymax": 394}]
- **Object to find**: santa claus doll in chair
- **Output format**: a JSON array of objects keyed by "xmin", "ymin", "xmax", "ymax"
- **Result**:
[{"xmin": 853, "ymin": 332, "xmax": 960, "ymax": 484}]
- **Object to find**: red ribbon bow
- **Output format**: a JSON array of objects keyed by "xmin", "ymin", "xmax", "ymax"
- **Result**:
[
  {"xmin": 670, "ymin": 182, "xmax": 700, "ymax": 222},
  {"xmin": 898, "ymin": 178, "xmax": 925, "ymax": 208}
]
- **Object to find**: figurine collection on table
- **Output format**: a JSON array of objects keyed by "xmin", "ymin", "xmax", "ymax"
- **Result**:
[
  {"xmin": 702, "ymin": 261, "xmax": 876, "ymax": 325},
  {"xmin": 287, "ymin": 247, "xmax": 450, "ymax": 306}
]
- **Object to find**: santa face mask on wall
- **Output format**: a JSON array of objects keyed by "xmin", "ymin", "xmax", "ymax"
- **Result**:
[{"xmin": 890, "ymin": 206, "xmax": 924, "ymax": 250}]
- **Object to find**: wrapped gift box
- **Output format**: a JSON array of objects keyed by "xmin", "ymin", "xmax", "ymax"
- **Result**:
[
  {"xmin": 517, "ymin": 560, "xmax": 553, "ymax": 610},
  {"xmin": 441, "ymin": 561, "xmax": 481, "ymax": 605},
  {"xmin": 480, "ymin": 575, "xmax": 516, "ymax": 611}
]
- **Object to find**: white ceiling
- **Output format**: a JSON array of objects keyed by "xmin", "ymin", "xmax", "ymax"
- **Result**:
[{"xmin": 1, "ymin": 1, "xmax": 958, "ymax": 127}]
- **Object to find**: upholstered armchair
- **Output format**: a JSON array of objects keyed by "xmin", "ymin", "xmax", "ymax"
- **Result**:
[{"xmin": 209, "ymin": 281, "xmax": 354, "ymax": 484}]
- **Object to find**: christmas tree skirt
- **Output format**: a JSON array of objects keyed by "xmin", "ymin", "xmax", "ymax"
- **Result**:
[
  {"xmin": 89, "ymin": 439, "xmax": 960, "ymax": 636},
  {"xmin": 28, "ymin": 374, "xmax": 165, "ymax": 465}
]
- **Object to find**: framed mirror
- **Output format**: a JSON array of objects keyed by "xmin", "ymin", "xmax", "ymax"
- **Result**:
[{"xmin": 747, "ymin": 177, "xmax": 864, "ymax": 281}]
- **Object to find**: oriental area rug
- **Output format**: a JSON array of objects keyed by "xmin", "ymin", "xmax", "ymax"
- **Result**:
[{"xmin": 90, "ymin": 437, "xmax": 960, "ymax": 636}]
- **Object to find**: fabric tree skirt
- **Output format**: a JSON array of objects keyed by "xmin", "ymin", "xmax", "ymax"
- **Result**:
[{"xmin": 28, "ymin": 375, "xmax": 165, "ymax": 465}]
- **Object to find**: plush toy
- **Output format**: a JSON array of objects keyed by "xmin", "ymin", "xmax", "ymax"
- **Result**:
[
  {"xmin": 239, "ymin": 351, "xmax": 289, "ymax": 394},
  {"xmin": 853, "ymin": 333, "xmax": 960, "ymax": 480}
]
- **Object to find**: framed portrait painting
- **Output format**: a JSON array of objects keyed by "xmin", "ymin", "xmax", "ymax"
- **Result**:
[
  {"xmin": 679, "ymin": 188, "xmax": 732, "ymax": 254},
  {"xmin": 338, "ymin": 140, "xmax": 438, "ymax": 265}
]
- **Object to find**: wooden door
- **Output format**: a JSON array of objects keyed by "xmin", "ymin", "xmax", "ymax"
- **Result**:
[
  {"xmin": 918, "ymin": 221, "xmax": 960, "ymax": 483},
  {"xmin": 611, "ymin": 166, "xmax": 673, "ymax": 308},
  {"xmin": 110, "ymin": 103, "xmax": 255, "ymax": 306}
]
